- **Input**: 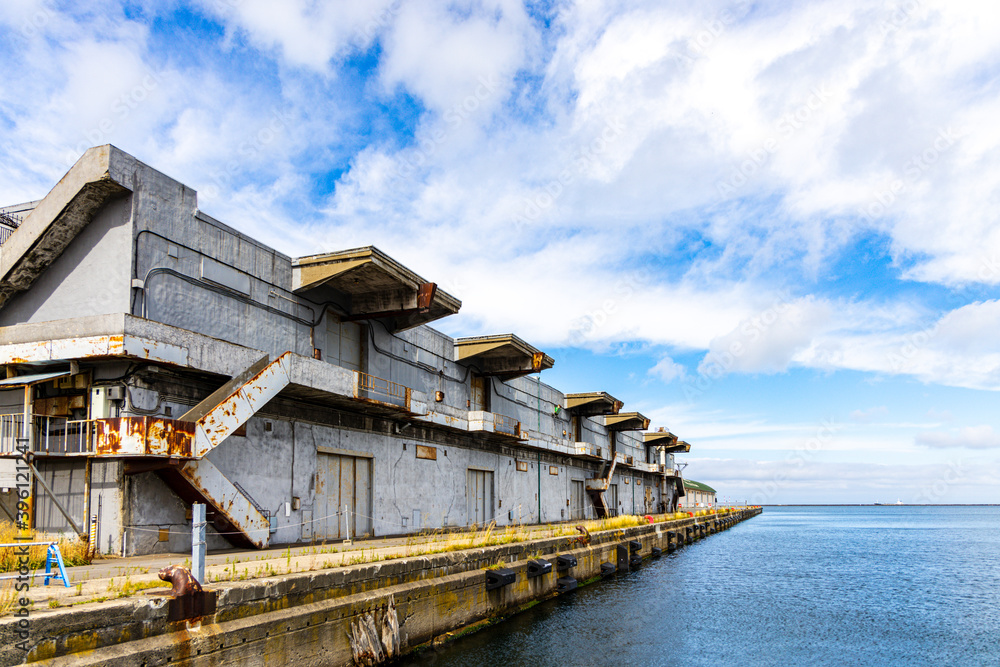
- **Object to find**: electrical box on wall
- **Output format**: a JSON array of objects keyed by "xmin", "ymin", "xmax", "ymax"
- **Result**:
[{"xmin": 90, "ymin": 387, "xmax": 113, "ymax": 419}]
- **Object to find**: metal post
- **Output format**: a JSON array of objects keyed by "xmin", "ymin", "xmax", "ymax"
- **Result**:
[
  {"xmin": 88, "ymin": 514, "xmax": 97, "ymax": 558},
  {"xmin": 192, "ymin": 503, "xmax": 206, "ymax": 585},
  {"xmin": 536, "ymin": 374, "xmax": 541, "ymax": 524},
  {"xmin": 344, "ymin": 504, "xmax": 352, "ymax": 545}
]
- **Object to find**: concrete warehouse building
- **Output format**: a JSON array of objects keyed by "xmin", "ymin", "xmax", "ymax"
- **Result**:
[{"xmin": 0, "ymin": 146, "xmax": 693, "ymax": 556}]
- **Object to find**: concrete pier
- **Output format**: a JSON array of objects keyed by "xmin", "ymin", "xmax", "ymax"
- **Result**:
[{"xmin": 0, "ymin": 508, "xmax": 761, "ymax": 666}]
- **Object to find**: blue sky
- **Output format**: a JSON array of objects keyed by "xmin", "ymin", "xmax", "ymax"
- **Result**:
[{"xmin": 2, "ymin": 0, "xmax": 1000, "ymax": 503}]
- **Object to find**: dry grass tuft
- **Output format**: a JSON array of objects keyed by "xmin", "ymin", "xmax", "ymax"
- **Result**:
[{"xmin": 0, "ymin": 582, "xmax": 16, "ymax": 616}]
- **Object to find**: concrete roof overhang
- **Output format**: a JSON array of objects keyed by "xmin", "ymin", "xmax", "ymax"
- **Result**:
[
  {"xmin": 642, "ymin": 431, "xmax": 677, "ymax": 446},
  {"xmin": 603, "ymin": 411, "xmax": 650, "ymax": 431},
  {"xmin": 643, "ymin": 431, "xmax": 690, "ymax": 452},
  {"xmin": 292, "ymin": 246, "xmax": 461, "ymax": 332},
  {"xmin": 454, "ymin": 334, "xmax": 554, "ymax": 380},
  {"xmin": 0, "ymin": 145, "xmax": 131, "ymax": 309},
  {"xmin": 565, "ymin": 392, "xmax": 623, "ymax": 416}
]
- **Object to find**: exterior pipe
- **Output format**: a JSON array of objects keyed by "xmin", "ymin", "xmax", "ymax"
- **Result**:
[{"xmin": 537, "ymin": 373, "xmax": 542, "ymax": 523}]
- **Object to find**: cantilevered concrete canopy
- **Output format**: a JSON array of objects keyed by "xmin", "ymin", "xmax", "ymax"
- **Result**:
[
  {"xmin": 454, "ymin": 334, "xmax": 554, "ymax": 380},
  {"xmin": 604, "ymin": 411, "xmax": 650, "ymax": 431},
  {"xmin": 0, "ymin": 145, "xmax": 131, "ymax": 309},
  {"xmin": 292, "ymin": 246, "xmax": 461, "ymax": 332},
  {"xmin": 643, "ymin": 430, "xmax": 677, "ymax": 446},
  {"xmin": 565, "ymin": 392, "xmax": 623, "ymax": 416},
  {"xmin": 643, "ymin": 431, "xmax": 690, "ymax": 453}
]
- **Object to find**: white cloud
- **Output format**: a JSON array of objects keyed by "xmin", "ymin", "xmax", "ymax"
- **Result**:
[
  {"xmin": 799, "ymin": 300, "xmax": 1000, "ymax": 390},
  {"xmin": 380, "ymin": 0, "xmax": 535, "ymax": 113},
  {"xmin": 916, "ymin": 425, "xmax": 1000, "ymax": 450},
  {"xmin": 698, "ymin": 295, "xmax": 834, "ymax": 375},
  {"xmin": 195, "ymin": 0, "xmax": 400, "ymax": 70},
  {"xmin": 648, "ymin": 356, "xmax": 686, "ymax": 383},
  {"xmin": 3, "ymin": 0, "xmax": 1000, "ymax": 399},
  {"xmin": 850, "ymin": 406, "xmax": 888, "ymax": 422},
  {"xmin": 684, "ymin": 457, "xmax": 997, "ymax": 504}
]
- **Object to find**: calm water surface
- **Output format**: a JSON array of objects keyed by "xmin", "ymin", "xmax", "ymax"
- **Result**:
[{"xmin": 398, "ymin": 506, "xmax": 1000, "ymax": 666}]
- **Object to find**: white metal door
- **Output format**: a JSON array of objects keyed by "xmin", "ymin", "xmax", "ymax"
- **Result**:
[
  {"xmin": 571, "ymin": 480, "xmax": 585, "ymax": 520},
  {"xmin": 466, "ymin": 469, "xmax": 494, "ymax": 526},
  {"xmin": 316, "ymin": 453, "xmax": 372, "ymax": 540}
]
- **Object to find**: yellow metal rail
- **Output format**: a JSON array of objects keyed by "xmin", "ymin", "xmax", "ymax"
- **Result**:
[
  {"xmin": 493, "ymin": 413, "xmax": 520, "ymax": 437},
  {"xmin": 355, "ymin": 372, "xmax": 411, "ymax": 410}
]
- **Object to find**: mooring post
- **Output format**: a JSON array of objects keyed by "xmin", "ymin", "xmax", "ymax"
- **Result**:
[{"xmin": 192, "ymin": 503, "xmax": 206, "ymax": 585}]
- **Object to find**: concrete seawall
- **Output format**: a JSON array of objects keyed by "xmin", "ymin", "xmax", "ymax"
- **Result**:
[{"xmin": 1, "ymin": 508, "xmax": 761, "ymax": 666}]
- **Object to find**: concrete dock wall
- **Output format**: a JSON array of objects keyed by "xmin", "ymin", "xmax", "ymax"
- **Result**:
[{"xmin": 0, "ymin": 508, "xmax": 761, "ymax": 666}]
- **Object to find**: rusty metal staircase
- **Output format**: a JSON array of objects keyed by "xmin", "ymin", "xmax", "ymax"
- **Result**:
[
  {"xmin": 180, "ymin": 352, "xmax": 291, "ymax": 457},
  {"xmin": 158, "ymin": 353, "xmax": 293, "ymax": 548},
  {"xmin": 157, "ymin": 458, "xmax": 271, "ymax": 548},
  {"xmin": 585, "ymin": 452, "xmax": 618, "ymax": 518}
]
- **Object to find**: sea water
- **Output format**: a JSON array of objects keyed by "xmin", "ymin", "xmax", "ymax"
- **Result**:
[{"xmin": 398, "ymin": 506, "xmax": 1000, "ymax": 666}]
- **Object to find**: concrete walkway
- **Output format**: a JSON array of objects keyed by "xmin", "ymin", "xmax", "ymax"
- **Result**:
[{"xmin": 17, "ymin": 520, "xmax": 604, "ymax": 609}]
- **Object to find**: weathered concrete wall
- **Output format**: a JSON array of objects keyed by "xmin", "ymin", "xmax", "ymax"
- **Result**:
[
  {"xmin": 0, "ymin": 196, "xmax": 132, "ymax": 327},
  {"xmin": 136, "ymin": 214, "xmax": 314, "ymax": 359},
  {"xmin": 0, "ymin": 509, "xmax": 761, "ymax": 666},
  {"xmin": 124, "ymin": 409, "xmax": 661, "ymax": 554}
]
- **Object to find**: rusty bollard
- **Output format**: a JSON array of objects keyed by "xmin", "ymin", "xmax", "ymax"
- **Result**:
[{"xmin": 157, "ymin": 565, "xmax": 217, "ymax": 622}]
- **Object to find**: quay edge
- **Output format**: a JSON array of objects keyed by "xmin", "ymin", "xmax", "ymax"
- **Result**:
[{"xmin": 0, "ymin": 508, "xmax": 762, "ymax": 666}]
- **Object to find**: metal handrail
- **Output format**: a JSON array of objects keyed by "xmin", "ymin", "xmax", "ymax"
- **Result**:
[
  {"xmin": 232, "ymin": 481, "xmax": 270, "ymax": 518},
  {"xmin": 355, "ymin": 371, "xmax": 411, "ymax": 409},
  {"xmin": 0, "ymin": 414, "xmax": 94, "ymax": 455},
  {"xmin": 493, "ymin": 413, "xmax": 520, "ymax": 437},
  {"xmin": 0, "ymin": 211, "xmax": 21, "ymax": 245}
]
